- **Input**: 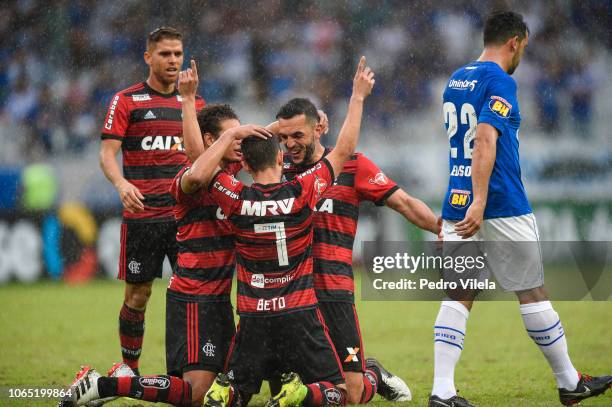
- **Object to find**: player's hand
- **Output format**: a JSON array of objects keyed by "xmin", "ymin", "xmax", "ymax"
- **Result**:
[
  {"xmin": 434, "ymin": 216, "xmax": 444, "ymax": 251},
  {"xmin": 352, "ymin": 56, "xmax": 375, "ymax": 100},
  {"xmin": 223, "ymin": 124, "xmax": 274, "ymax": 141},
  {"xmin": 178, "ymin": 59, "xmax": 198, "ymax": 99},
  {"xmin": 455, "ymin": 204, "xmax": 484, "ymax": 239},
  {"xmin": 116, "ymin": 180, "xmax": 145, "ymax": 213},
  {"xmin": 436, "ymin": 216, "xmax": 443, "ymax": 239},
  {"xmin": 317, "ymin": 109, "xmax": 329, "ymax": 135}
]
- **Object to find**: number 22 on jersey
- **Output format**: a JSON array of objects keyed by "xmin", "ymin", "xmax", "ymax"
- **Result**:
[{"xmin": 444, "ymin": 102, "xmax": 477, "ymax": 160}]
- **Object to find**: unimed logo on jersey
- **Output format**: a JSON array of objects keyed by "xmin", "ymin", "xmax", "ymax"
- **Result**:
[
  {"xmin": 448, "ymin": 79, "xmax": 478, "ymax": 91},
  {"xmin": 449, "ymin": 189, "xmax": 471, "ymax": 209},
  {"xmin": 489, "ymin": 95, "xmax": 512, "ymax": 118},
  {"xmin": 139, "ymin": 377, "xmax": 170, "ymax": 389}
]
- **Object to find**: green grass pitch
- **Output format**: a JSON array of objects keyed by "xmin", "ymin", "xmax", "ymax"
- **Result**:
[{"xmin": 0, "ymin": 278, "xmax": 610, "ymax": 406}]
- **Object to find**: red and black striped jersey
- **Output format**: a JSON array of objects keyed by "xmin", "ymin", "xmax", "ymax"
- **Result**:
[
  {"xmin": 209, "ymin": 158, "xmax": 335, "ymax": 316},
  {"xmin": 167, "ymin": 164, "xmax": 241, "ymax": 302},
  {"xmin": 283, "ymin": 149, "xmax": 399, "ymax": 303},
  {"xmin": 101, "ymin": 81, "xmax": 205, "ymax": 222}
]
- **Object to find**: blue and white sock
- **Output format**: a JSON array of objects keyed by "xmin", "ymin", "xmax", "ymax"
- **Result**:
[
  {"xmin": 432, "ymin": 300, "xmax": 469, "ymax": 399},
  {"xmin": 520, "ymin": 301, "xmax": 579, "ymax": 390}
]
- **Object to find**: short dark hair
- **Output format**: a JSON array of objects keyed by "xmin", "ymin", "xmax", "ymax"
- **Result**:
[
  {"xmin": 276, "ymin": 98, "xmax": 319, "ymax": 124},
  {"xmin": 147, "ymin": 26, "xmax": 182, "ymax": 49},
  {"xmin": 241, "ymin": 136, "xmax": 281, "ymax": 172},
  {"xmin": 483, "ymin": 11, "xmax": 529, "ymax": 46},
  {"xmin": 197, "ymin": 104, "xmax": 239, "ymax": 138}
]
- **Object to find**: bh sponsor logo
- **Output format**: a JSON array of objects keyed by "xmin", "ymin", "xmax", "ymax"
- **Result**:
[
  {"xmin": 449, "ymin": 189, "xmax": 471, "ymax": 209},
  {"xmin": 489, "ymin": 96, "xmax": 512, "ymax": 118}
]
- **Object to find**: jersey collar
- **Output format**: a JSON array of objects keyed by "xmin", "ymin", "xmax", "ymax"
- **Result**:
[{"xmin": 142, "ymin": 81, "xmax": 179, "ymax": 98}]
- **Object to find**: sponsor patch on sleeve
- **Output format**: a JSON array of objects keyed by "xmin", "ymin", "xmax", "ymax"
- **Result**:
[{"xmin": 488, "ymin": 95, "xmax": 512, "ymax": 118}]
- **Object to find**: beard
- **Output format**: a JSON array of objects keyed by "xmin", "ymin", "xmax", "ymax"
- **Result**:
[
  {"xmin": 153, "ymin": 68, "xmax": 176, "ymax": 88},
  {"xmin": 301, "ymin": 142, "xmax": 316, "ymax": 165},
  {"xmin": 507, "ymin": 54, "xmax": 521, "ymax": 75}
]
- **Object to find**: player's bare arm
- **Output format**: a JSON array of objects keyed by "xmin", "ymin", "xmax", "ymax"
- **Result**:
[
  {"xmin": 326, "ymin": 56, "xmax": 374, "ymax": 176},
  {"xmin": 179, "ymin": 59, "xmax": 205, "ymax": 163},
  {"xmin": 182, "ymin": 124, "xmax": 272, "ymax": 192},
  {"xmin": 455, "ymin": 122, "xmax": 498, "ymax": 238},
  {"xmin": 386, "ymin": 189, "xmax": 441, "ymax": 234},
  {"xmin": 99, "ymin": 139, "xmax": 144, "ymax": 213}
]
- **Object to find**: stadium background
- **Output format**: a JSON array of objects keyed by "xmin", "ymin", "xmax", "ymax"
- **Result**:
[
  {"xmin": 0, "ymin": 1, "xmax": 610, "ymax": 406},
  {"xmin": 1, "ymin": 0, "xmax": 611, "ymax": 283}
]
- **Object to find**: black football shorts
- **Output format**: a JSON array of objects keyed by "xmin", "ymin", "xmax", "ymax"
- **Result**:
[
  {"xmin": 166, "ymin": 294, "xmax": 235, "ymax": 376},
  {"xmin": 226, "ymin": 307, "xmax": 345, "ymax": 395},
  {"xmin": 317, "ymin": 301, "xmax": 365, "ymax": 373},
  {"xmin": 118, "ymin": 221, "xmax": 178, "ymax": 283}
]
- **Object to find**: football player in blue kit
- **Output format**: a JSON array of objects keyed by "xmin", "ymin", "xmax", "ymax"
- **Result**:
[{"xmin": 429, "ymin": 11, "xmax": 611, "ymax": 407}]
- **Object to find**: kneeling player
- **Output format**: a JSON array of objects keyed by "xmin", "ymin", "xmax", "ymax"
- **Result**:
[
  {"xmin": 274, "ymin": 97, "xmax": 442, "ymax": 404},
  {"xmin": 183, "ymin": 57, "xmax": 375, "ymax": 407},
  {"xmin": 165, "ymin": 102, "xmax": 242, "ymax": 402},
  {"xmin": 58, "ymin": 80, "xmax": 243, "ymax": 407}
]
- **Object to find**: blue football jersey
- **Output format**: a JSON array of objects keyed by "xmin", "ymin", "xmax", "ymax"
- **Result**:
[{"xmin": 441, "ymin": 61, "xmax": 532, "ymax": 220}]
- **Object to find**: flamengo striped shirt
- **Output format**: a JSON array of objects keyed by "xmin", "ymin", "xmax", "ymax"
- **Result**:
[
  {"xmin": 209, "ymin": 159, "xmax": 335, "ymax": 316},
  {"xmin": 283, "ymin": 149, "xmax": 399, "ymax": 303},
  {"xmin": 101, "ymin": 81, "xmax": 205, "ymax": 222},
  {"xmin": 167, "ymin": 164, "xmax": 242, "ymax": 302}
]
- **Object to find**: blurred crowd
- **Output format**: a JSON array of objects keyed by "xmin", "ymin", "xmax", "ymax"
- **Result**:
[{"xmin": 0, "ymin": 0, "xmax": 611, "ymax": 163}]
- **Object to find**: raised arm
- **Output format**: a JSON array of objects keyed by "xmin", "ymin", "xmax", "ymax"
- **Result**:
[
  {"xmin": 181, "ymin": 124, "xmax": 273, "ymax": 192},
  {"xmin": 179, "ymin": 59, "xmax": 205, "ymax": 163},
  {"xmin": 325, "ymin": 56, "xmax": 375, "ymax": 177}
]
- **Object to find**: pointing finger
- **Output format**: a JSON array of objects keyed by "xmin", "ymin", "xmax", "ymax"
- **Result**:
[
  {"xmin": 355, "ymin": 56, "xmax": 366, "ymax": 76},
  {"xmin": 191, "ymin": 59, "xmax": 198, "ymax": 78},
  {"xmin": 358, "ymin": 56, "xmax": 366, "ymax": 72}
]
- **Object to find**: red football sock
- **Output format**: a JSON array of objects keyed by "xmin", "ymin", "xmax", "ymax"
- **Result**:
[
  {"xmin": 98, "ymin": 375, "xmax": 192, "ymax": 407},
  {"xmin": 359, "ymin": 369, "xmax": 379, "ymax": 403},
  {"xmin": 305, "ymin": 382, "xmax": 347, "ymax": 406},
  {"xmin": 118, "ymin": 303, "xmax": 145, "ymax": 372}
]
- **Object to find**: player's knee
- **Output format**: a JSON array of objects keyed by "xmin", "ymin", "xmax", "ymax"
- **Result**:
[
  {"xmin": 344, "ymin": 372, "xmax": 364, "ymax": 404},
  {"xmin": 125, "ymin": 282, "xmax": 153, "ymax": 309},
  {"xmin": 184, "ymin": 371, "xmax": 216, "ymax": 405},
  {"xmin": 516, "ymin": 285, "xmax": 548, "ymax": 304}
]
